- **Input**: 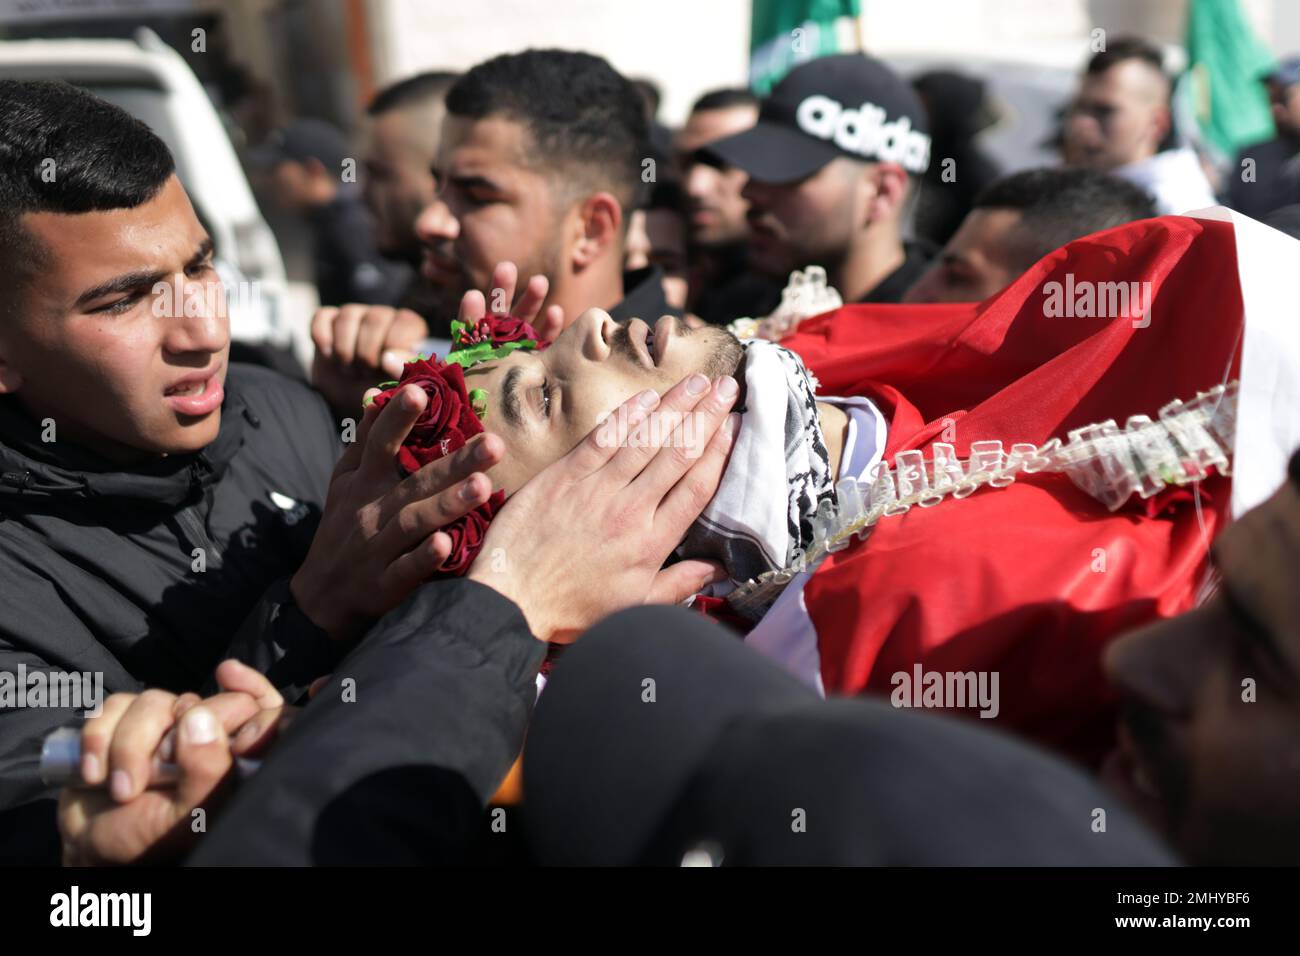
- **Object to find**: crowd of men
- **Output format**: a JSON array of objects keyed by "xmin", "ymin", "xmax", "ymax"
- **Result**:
[{"xmin": 1, "ymin": 34, "xmax": 1298, "ymax": 868}]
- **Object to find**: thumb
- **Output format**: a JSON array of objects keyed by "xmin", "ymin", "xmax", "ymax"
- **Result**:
[
  {"xmin": 381, "ymin": 348, "xmax": 420, "ymax": 379},
  {"xmin": 173, "ymin": 705, "xmax": 235, "ymax": 814},
  {"xmin": 644, "ymin": 559, "xmax": 728, "ymax": 606}
]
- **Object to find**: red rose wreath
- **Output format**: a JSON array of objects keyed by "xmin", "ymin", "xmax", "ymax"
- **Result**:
[{"xmin": 368, "ymin": 315, "xmax": 549, "ymax": 574}]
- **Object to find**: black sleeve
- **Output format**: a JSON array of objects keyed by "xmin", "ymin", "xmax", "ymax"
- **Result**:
[
  {"xmin": 214, "ymin": 576, "xmax": 342, "ymax": 703},
  {"xmin": 187, "ymin": 578, "xmax": 545, "ymax": 865},
  {"xmin": 310, "ymin": 198, "xmax": 410, "ymax": 307}
]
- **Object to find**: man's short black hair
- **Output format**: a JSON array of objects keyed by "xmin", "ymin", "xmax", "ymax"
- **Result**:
[
  {"xmin": 1086, "ymin": 36, "xmax": 1166, "ymax": 80},
  {"xmin": 973, "ymin": 167, "xmax": 1157, "ymax": 264},
  {"xmin": 445, "ymin": 49, "xmax": 649, "ymax": 210},
  {"xmin": 0, "ymin": 79, "xmax": 175, "ymax": 317},
  {"xmin": 691, "ymin": 87, "xmax": 760, "ymax": 114},
  {"xmin": 367, "ymin": 70, "xmax": 459, "ymax": 116}
]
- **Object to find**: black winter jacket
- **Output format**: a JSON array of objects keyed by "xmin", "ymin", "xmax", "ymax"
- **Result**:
[{"xmin": 0, "ymin": 363, "xmax": 343, "ymax": 859}]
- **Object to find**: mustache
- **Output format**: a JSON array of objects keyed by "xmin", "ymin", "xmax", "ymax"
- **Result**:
[
  {"xmin": 1120, "ymin": 698, "xmax": 1191, "ymax": 818},
  {"xmin": 609, "ymin": 315, "xmax": 692, "ymax": 365},
  {"xmin": 609, "ymin": 320, "xmax": 643, "ymax": 365}
]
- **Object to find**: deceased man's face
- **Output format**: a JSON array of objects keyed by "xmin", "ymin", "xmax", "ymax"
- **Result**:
[
  {"xmin": 467, "ymin": 309, "xmax": 743, "ymax": 496},
  {"xmin": 1102, "ymin": 477, "xmax": 1300, "ymax": 864}
]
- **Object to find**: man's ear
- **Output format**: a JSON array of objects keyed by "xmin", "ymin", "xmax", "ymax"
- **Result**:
[
  {"xmin": 1150, "ymin": 104, "xmax": 1172, "ymax": 152},
  {"xmin": 862, "ymin": 162, "xmax": 910, "ymax": 225},
  {"xmin": 569, "ymin": 192, "xmax": 623, "ymax": 271}
]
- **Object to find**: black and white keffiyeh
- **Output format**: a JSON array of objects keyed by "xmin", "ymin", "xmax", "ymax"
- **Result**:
[{"xmin": 677, "ymin": 339, "xmax": 835, "ymax": 584}]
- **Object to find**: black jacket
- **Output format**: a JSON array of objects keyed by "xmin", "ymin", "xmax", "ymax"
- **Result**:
[
  {"xmin": 0, "ymin": 363, "xmax": 342, "ymax": 855},
  {"xmin": 1228, "ymin": 135, "xmax": 1300, "ymax": 220},
  {"xmin": 188, "ymin": 580, "xmax": 545, "ymax": 865}
]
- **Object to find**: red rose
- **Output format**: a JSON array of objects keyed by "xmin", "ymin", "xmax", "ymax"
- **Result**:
[
  {"xmin": 438, "ymin": 490, "xmax": 505, "ymax": 575},
  {"xmin": 485, "ymin": 314, "xmax": 537, "ymax": 344},
  {"xmin": 371, "ymin": 357, "xmax": 483, "ymax": 475}
]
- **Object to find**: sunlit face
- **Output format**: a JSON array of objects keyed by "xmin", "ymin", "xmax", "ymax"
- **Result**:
[
  {"xmin": 0, "ymin": 175, "xmax": 229, "ymax": 463},
  {"xmin": 903, "ymin": 208, "xmax": 1026, "ymax": 304},
  {"xmin": 1102, "ymin": 479, "xmax": 1300, "ymax": 864},
  {"xmin": 741, "ymin": 157, "xmax": 862, "ymax": 278},
  {"xmin": 364, "ymin": 107, "xmax": 443, "ymax": 258},
  {"xmin": 678, "ymin": 105, "xmax": 758, "ymax": 246},
  {"xmin": 466, "ymin": 309, "xmax": 743, "ymax": 496},
  {"xmin": 418, "ymin": 114, "xmax": 566, "ymax": 314},
  {"xmin": 1063, "ymin": 61, "xmax": 1167, "ymax": 170}
]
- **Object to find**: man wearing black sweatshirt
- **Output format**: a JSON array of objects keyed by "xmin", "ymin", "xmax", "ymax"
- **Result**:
[{"xmin": 0, "ymin": 80, "xmax": 507, "ymax": 861}]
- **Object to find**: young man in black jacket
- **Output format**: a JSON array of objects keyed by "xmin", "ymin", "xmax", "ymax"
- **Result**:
[{"xmin": 0, "ymin": 80, "xmax": 506, "ymax": 860}]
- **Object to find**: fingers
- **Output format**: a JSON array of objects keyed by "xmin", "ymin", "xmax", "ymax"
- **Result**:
[
  {"xmin": 230, "ymin": 704, "xmax": 294, "ymax": 757},
  {"xmin": 644, "ymin": 560, "xmax": 729, "ymax": 605},
  {"xmin": 488, "ymin": 261, "xmax": 518, "ymax": 313},
  {"xmin": 214, "ymin": 659, "xmax": 284, "ymax": 710},
  {"xmin": 561, "ymin": 386, "xmax": 662, "ymax": 477},
  {"xmin": 385, "ymin": 530, "xmax": 453, "ymax": 593},
  {"xmin": 368, "ymin": 308, "xmax": 429, "ymax": 374},
  {"xmin": 173, "ymin": 705, "xmax": 235, "ymax": 811},
  {"xmin": 599, "ymin": 373, "xmax": 717, "ymax": 486},
  {"xmin": 381, "ymin": 348, "xmax": 420, "ymax": 379},
  {"xmin": 536, "ymin": 304, "xmax": 565, "ymax": 343},
  {"xmin": 655, "ymin": 411, "xmax": 741, "ymax": 538},
  {"xmin": 375, "ymin": 470, "xmax": 493, "ymax": 559},
  {"xmin": 333, "ymin": 390, "xmax": 384, "ymax": 475},
  {"xmin": 311, "ymin": 306, "xmax": 340, "ymax": 359},
  {"xmin": 80, "ymin": 693, "xmax": 136, "ymax": 787},
  {"xmin": 328, "ymin": 304, "xmax": 369, "ymax": 367},
  {"xmin": 105, "ymin": 690, "xmax": 179, "ymax": 802},
  {"xmin": 354, "ymin": 308, "xmax": 399, "ymax": 371},
  {"xmin": 513, "ymin": 274, "xmax": 549, "ymax": 324},
  {"xmin": 194, "ymin": 691, "xmax": 262, "ymax": 735},
  {"xmin": 459, "ymin": 289, "xmax": 486, "ymax": 327},
  {"xmin": 382, "ymin": 432, "xmax": 504, "ymax": 519},
  {"xmin": 631, "ymin": 375, "xmax": 739, "ymax": 500},
  {"xmin": 358, "ymin": 384, "xmax": 427, "ymax": 482}
]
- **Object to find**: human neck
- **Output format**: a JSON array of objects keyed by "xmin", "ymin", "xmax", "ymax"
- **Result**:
[
  {"xmin": 552, "ymin": 263, "xmax": 625, "ymax": 317},
  {"xmin": 829, "ymin": 226, "xmax": 905, "ymax": 303},
  {"xmin": 816, "ymin": 401, "xmax": 848, "ymax": 478},
  {"xmin": 9, "ymin": 394, "xmax": 159, "ymax": 467}
]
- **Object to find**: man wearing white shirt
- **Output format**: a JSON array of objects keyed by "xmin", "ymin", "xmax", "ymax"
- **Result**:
[{"xmin": 1063, "ymin": 37, "xmax": 1216, "ymax": 215}]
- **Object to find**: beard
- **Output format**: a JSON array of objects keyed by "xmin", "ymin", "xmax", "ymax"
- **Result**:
[{"xmin": 609, "ymin": 316, "xmax": 745, "ymax": 381}]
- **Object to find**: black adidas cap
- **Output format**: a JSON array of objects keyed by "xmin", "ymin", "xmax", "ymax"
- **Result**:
[{"xmin": 707, "ymin": 53, "xmax": 931, "ymax": 184}]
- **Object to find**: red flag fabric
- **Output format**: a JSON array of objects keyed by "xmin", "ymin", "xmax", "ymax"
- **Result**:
[{"xmin": 782, "ymin": 215, "xmax": 1242, "ymax": 764}]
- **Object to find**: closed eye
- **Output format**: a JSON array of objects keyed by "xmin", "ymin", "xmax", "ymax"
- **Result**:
[{"xmin": 91, "ymin": 292, "xmax": 146, "ymax": 315}]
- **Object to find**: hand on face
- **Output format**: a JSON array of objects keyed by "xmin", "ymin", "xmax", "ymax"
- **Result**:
[
  {"xmin": 58, "ymin": 660, "xmax": 290, "ymax": 866},
  {"xmin": 468, "ymin": 372, "xmax": 740, "ymax": 642},
  {"xmin": 464, "ymin": 298, "xmax": 743, "ymax": 498},
  {"xmin": 290, "ymin": 384, "xmax": 505, "ymax": 642}
]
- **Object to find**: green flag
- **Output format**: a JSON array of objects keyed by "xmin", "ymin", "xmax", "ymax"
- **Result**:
[
  {"xmin": 749, "ymin": 0, "xmax": 863, "ymax": 96},
  {"xmin": 1184, "ymin": 0, "xmax": 1276, "ymax": 160}
]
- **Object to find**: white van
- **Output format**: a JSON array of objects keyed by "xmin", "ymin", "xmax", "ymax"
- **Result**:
[{"xmin": 0, "ymin": 29, "xmax": 295, "ymax": 356}]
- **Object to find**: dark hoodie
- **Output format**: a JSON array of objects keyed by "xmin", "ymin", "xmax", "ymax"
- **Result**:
[{"xmin": 0, "ymin": 363, "xmax": 342, "ymax": 860}]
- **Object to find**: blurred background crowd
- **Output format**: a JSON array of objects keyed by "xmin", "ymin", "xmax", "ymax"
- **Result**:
[{"xmin": 2, "ymin": 0, "xmax": 1298, "ymax": 372}]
